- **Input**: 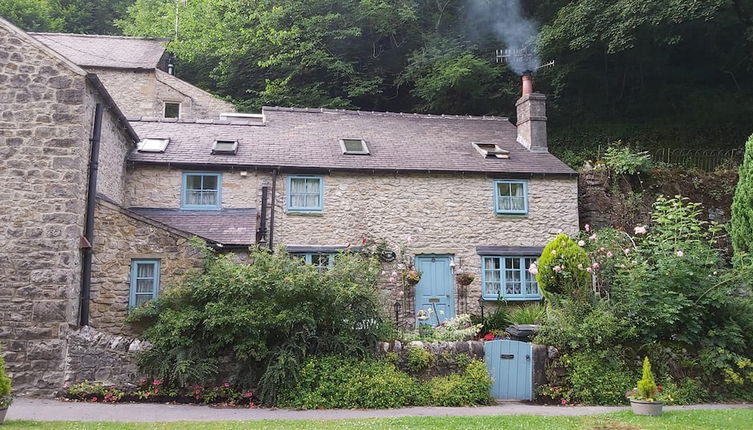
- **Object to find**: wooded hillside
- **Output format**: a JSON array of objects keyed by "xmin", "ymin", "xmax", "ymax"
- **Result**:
[{"xmin": 3, "ymin": 0, "xmax": 752, "ymax": 162}]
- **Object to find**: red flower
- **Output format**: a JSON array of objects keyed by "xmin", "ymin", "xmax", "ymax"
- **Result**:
[
  {"xmin": 243, "ymin": 391, "xmax": 253, "ymax": 398},
  {"xmin": 152, "ymin": 380, "xmax": 162, "ymax": 386},
  {"xmin": 91, "ymin": 397, "xmax": 98, "ymax": 402},
  {"xmin": 223, "ymin": 382, "xmax": 230, "ymax": 388},
  {"xmin": 657, "ymin": 385, "xmax": 663, "ymax": 391},
  {"xmin": 483, "ymin": 333, "xmax": 494, "ymax": 341}
]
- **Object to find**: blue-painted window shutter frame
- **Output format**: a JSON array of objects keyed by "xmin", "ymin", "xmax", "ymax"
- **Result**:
[
  {"xmin": 493, "ymin": 179, "xmax": 528, "ymax": 214},
  {"xmin": 286, "ymin": 175, "xmax": 324, "ymax": 212},
  {"xmin": 481, "ymin": 256, "xmax": 541, "ymax": 300},
  {"xmin": 129, "ymin": 259, "xmax": 161, "ymax": 309},
  {"xmin": 181, "ymin": 172, "xmax": 222, "ymax": 210}
]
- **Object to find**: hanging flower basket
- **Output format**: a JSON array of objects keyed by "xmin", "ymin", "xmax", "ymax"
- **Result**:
[
  {"xmin": 455, "ymin": 272, "xmax": 475, "ymax": 286},
  {"xmin": 402, "ymin": 268, "xmax": 422, "ymax": 286}
]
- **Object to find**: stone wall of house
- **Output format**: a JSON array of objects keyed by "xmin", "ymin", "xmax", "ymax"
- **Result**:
[
  {"xmin": 0, "ymin": 20, "xmax": 92, "ymax": 395},
  {"xmin": 377, "ymin": 340, "xmax": 485, "ymax": 377},
  {"xmin": 126, "ymin": 165, "xmax": 265, "ymax": 209},
  {"xmin": 272, "ymin": 172, "xmax": 579, "ymax": 321},
  {"xmin": 92, "ymin": 68, "xmax": 234, "ymax": 119},
  {"xmin": 89, "ymin": 199, "xmax": 205, "ymax": 337}
]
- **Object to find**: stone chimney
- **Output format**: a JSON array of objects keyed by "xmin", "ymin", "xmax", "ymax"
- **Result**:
[{"xmin": 516, "ymin": 72, "xmax": 547, "ymax": 152}]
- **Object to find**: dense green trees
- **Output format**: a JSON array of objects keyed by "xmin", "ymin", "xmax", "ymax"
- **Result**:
[{"xmin": 2, "ymin": 0, "xmax": 752, "ymax": 153}]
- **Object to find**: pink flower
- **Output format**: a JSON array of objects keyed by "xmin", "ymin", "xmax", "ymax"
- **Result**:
[
  {"xmin": 224, "ymin": 382, "xmax": 230, "ymax": 388},
  {"xmin": 560, "ymin": 398, "xmax": 568, "ymax": 406},
  {"xmin": 599, "ymin": 247, "xmax": 606, "ymax": 252},
  {"xmin": 577, "ymin": 240, "xmax": 586, "ymax": 247},
  {"xmin": 577, "ymin": 263, "xmax": 583, "ymax": 270},
  {"xmin": 153, "ymin": 380, "xmax": 162, "ymax": 386},
  {"xmin": 243, "ymin": 391, "xmax": 253, "ymax": 398},
  {"xmin": 528, "ymin": 263, "xmax": 538, "ymax": 275},
  {"xmin": 388, "ymin": 277, "xmax": 396, "ymax": 283},
  {"xmin": 589, "ymin": 234, "xmax": 597, "ymax": 241},
  {"xmin": 586, "ymin": 267, "xmax": 593, "ymax": 273},
  {"xmin": 634, "ymin": 225, "xmax": 647, "ymax": 235},
  {"xmin": 91, "ymin": 397, "xmax": 98, "ymax": 402},
  {"xmin": 606, "ymin": 251, "xmax": 613, "ymax": 258},
  {"xmin": 676, "ymin": 250, "xmax": 684, "ymax": 257},
  {"xmin": 584, "ymin": 224, "xmax": 591, "ymax": 232},
  {"xmin": 623, "ymin": 248, "xmax": 630, "ymax": 256},
  {"xmin": 397, "ymin": 290, "xmax": 404, "ymax": 297},
  {"xmin": 553, "ymin": 265, "xmax": 562, "ymax": 273},
  {"xmin": 592, "ymin": 262, "xmax": 600, "ymax": 270},
  {"xmin": 620, "ymin": 264, "xmax": 626, "ymax": 269}
]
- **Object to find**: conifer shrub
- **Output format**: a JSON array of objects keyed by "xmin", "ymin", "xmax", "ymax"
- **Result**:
[
  {"xmin": 0, "ymin": 351, "xmax": 11, "ymax": 409},
  {"xmin": 535, "ymin": 233, "xmax": 592, "ymax": 299},
  {"xmin": 636, "ymin": 357, "xmax": 659, "ymax": 401},
  {"xmin": 731, "ymin": 134, "xmax": 753, "ymax": 256}
]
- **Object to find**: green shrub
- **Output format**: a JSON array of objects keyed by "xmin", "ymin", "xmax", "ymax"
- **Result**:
[
  {"xmin": 64, "ymin": 381, "xmax": 124, "ymax": 403},
  {"xmin": 636, "ymin": 357, "xmax": 658, "ymax": 401},
  {"xmin": 659, "ymin": 377, "xmax": 709, "ymax": 405},
  {"xmin": 602, "ymin": 141, "xmax": 652, "ymax": 175},
  {"xmin": 731, "ymin": 134, "xmax": 753, "ymax": 256},
  {"xmin": 129, "ymin": 245, "xmax": 386, "ymax": 405},
  {"xmin": 0, "ymin": 351, "xmax": 11, "ymax": 408},
  {"xmin": 568, "ymin": 350, "xmax": 634, "ymax": 405},
  {"xmin": 480, "ymin": 305, "xmax": 509, "ymax": 333},
  {"xmin": 535, "ymin": 234, "xmax": 592, "ymax": 299},
  {"xmin": 278, "ymin": 356, "xmax": 426, "ymax": 409},
  {"xmin": 406, "ymin": 345, "xmax": 435, "ymax": 374},
  {"xmin": 508, "ymin": 304, "xmax": 547, "ymax": 325},
  {"xmin": 425, "ymin": 360, "xmax": 494, "ymax": 406},
  {"xmin": 454, "ymin": 353, "xmax": 471, "ymax": 369},
  {"xmin": 402, "ymin": 314, "xmax": 481, "ymax": 342}
]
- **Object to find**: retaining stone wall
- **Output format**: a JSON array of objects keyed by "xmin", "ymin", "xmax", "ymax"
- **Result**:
[
  {"xmin": 63, "ymin": 326, "xmax": 147, "ymax": 388},
  {"xmin": 378, "ymin": 340, "xmax": 485, "ymax": 377}
]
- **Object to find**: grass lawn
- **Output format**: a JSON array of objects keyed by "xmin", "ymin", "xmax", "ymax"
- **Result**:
[{"xmin": 3, "ymin": 409, "xmax": 753, "ymax": 430}]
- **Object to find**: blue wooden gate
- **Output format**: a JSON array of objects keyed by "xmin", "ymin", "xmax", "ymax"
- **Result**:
[
  {"xmin": 414, "ymin": 255, "xmax": 454, "ymax": 325},
  {"xmin": 484, "ymin": 340, "xmax": 533, "ymax": 400}
]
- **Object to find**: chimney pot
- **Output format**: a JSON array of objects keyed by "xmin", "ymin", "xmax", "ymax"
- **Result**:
[{"xmin": 521, "ymin": 71, "xmax": 533, "ymax": 96}]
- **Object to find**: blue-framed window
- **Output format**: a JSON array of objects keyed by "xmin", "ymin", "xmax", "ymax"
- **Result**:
[
  {"xmin": 181, "ymin": 172, "xmax": 222, "ymax": 210},
  {"xmin": 494, "ymin": 180, "xmax": 528, "ymax": 214},
  {"xmin": 481, "ymin": 256, "xmax": 540, "ymax": 300},
  {"xmin": 129, "ymin": 259, "xmax": 160, "ymax": 309},
  {"xmin": 292, "ymin": 252, "xmax": 335, "ymax": 271},
  {"xmin": 286, "ymin": 175, "xmax": 324, "ymax": 212}
]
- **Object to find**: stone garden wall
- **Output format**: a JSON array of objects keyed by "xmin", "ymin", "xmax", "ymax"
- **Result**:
[
  {"xmin": 377, "ymin": 340, "xmax": 485, "ymax": 377},
  {"xmin": 63, "ymin": 326, "xmax": 147, "ymax": 388}
]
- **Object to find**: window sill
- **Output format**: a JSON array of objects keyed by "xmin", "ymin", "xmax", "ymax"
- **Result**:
[
  {"xmin": 181, "ymin": 206, "xmax": 222, "ymax": 211},
  {"xmin": 494, "ymin": 213, "xmax": 529, "ymax": 219},
  {"xmin": 481, "ymin": 296, "xmax": 542, "ymax": 302},
  {"xmin": 286, "ymin": 211, "xmax": 324, "ymax": 217}
]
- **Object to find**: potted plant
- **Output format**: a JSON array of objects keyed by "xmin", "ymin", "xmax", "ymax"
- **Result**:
[
  {"xmin": 627, "ymin": 357, "xmax": 663, "ymax": 416},
  {"xmin": 0, "ymin": 352, "xmax": 12, "ymax": 425},
  {"xmin": 455, "ymin": 272, "xmax": 475, "ymax": 286}
]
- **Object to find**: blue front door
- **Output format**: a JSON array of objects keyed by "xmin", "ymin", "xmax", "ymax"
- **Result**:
[{"xmin": 415, "ymin": 255, "xmax": 454, "ymax": 325}]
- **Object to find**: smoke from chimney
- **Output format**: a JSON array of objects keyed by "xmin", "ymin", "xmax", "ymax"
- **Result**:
[{"xmin": 466, "ymin": 0, "xmax": 541, "ymax": 75}]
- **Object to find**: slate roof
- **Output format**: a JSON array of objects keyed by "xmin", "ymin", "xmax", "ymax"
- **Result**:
[
  {"xmin": 129, "ymin": 208, "xmax": 257, "ymax": 246},
  {"xmin": 127, "ymin": 107, "xmax": 575, "ymax": 176},
  {"xmin": 30, "ymin": 33, "xmax": 168, "ymax": 69}
]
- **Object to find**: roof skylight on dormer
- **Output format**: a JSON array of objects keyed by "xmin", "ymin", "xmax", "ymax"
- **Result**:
[
  {"xmin": 472, "ymin": 142, "xmax": 509, "ymax": 159},
  {"xmin": 137, "ymin": 138, "xmax": 169, "ymax": 153},
  {"xmin": 212, "ymin": 139, "xmax": 238, "ymax": 155},
  {"xmin": 340, "ymin": 138, "xmax": 369, "ymax": 155}
]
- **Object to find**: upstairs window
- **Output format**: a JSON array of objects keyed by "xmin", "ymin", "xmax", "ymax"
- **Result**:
[
  {"xmin": 481, "ymin": 256, "xmax": 540, "ymax": 300},
  {"xmin": 137, "ymin": 138, "xmax": 169, "ymax": 153},
  {"xmin": 340, "ymin": 138, "xmax": 369, "ymax": 155},
  {"xmin": 494, "ymin": 180, "xmax": 528, "ymax": 214},
  {"xmin": 286, "ymin": 176, "xmax": 323, "ymax": 212},
  {"xmin": 182, "ymin": 172, "xmax": 222, "ymax": 210},
  {"xmin": 164, "ymin": 102, "xmax": 181, "ymax": 119},
  {"xmin": 129, "ymin": 259, "xmax": 160, "ymax": 309}
]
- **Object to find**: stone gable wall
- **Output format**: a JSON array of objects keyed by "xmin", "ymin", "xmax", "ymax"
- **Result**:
[
  {"xmin": 0, "ymin": 22, "xmax": 91, "ymax": 395},
  {"xmin": 88, "ymin": 200, "xmax": 204, "ymax": 337},
  {"xmin": 92, "ymin": 68, "xmax": 234, "ymax": 119}
]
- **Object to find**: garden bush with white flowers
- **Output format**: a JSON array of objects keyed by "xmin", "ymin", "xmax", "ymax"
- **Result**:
[{"xmin": 534, "ymin": 195, "xmax": 753, "ymax": 405}]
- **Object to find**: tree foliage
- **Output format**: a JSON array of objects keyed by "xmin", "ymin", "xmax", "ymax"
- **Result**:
[
  {"xmin": 732, "ymin": 134, "xmax": 753, "ymax": 256},
  {"xmin": 0, "ymin": 0, "xmax": 129, "ymax": 34}
]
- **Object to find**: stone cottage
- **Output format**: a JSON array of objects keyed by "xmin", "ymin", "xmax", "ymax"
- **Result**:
[
  {"xmin": 30, "ymin": 32, "xmax": 234, "ymax": 119},
  {"xmin": 0, "ymin": 15, "xmax": 577, "ymax": 395}
]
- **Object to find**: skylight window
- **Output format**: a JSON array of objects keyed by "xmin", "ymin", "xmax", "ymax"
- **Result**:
[
  {"xmin": 339, "ymin": 138, "xmax": 369, "ymax": 155},
  {"xmin": 137, "ymin": 138, "xmax": 169, "ymax": 153},
  {"xmin": 212, "ymin": 140, "xmax": 238, "ymax": 155},
  {"xmin": 472, "ymin": 142, "xmax": 510, "ymax": 159}
]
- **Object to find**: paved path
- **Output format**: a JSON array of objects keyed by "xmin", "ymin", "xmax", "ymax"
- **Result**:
[{"xmin": 5, "ymin": 398, "xmax": 752, "ymax": 422}]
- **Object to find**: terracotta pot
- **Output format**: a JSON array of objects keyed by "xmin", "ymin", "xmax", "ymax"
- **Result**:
[
  {"xmin": 0, "ymin": 407, "xmax": 7, "ymax": 425},
  {"xmin": 630, "ymin": 399, "xmax": 663, "ymax": 416}
]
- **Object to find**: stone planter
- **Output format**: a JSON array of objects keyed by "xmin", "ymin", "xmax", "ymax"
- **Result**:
[
  {"xmin": 0, "ymin": 407, "xmax": 7, "ymax": 425},
  {"xmin": 630, "ymin": 399, "xmax": 663, "ymax": 416}
]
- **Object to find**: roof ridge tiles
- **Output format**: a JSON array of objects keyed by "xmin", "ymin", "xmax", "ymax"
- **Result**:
[
  {"xmin": 261, "ymin": 106, "xmax": 508, "ymax": 121},
  {"xmin": 29, "ymin": 32, "xmax": 170, "ymax": 42}
]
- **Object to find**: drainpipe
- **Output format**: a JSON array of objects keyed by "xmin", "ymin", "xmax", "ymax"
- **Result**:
[
  {"xmin": 268, "ymin": 169, "xmax": 278, "ymax": 252},
  {"xmin": 79, "ymin": 103, "xmax": 104, "ymax": 326},
  {"xmin": 257, "ymin": 186, "xmax": 268, "ymax": 244}
]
